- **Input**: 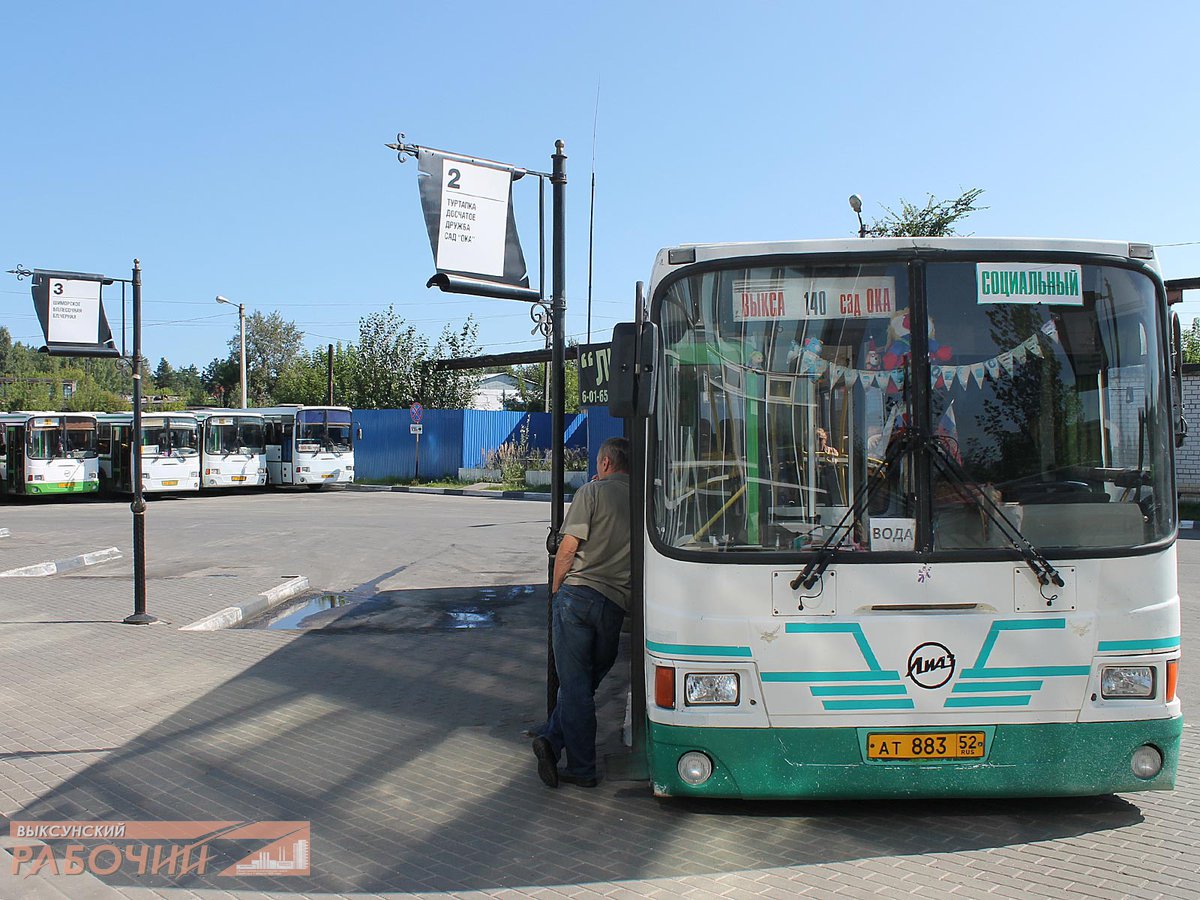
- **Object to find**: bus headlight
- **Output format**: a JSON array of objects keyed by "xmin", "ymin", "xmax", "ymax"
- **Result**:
[
  {"xmin": 677, "ymin": 751, "xmax": 713, "ymax": 786},
  {"xmin": 1131, "ymin": 744, "xmax": 1163, "ymax": 779},
  {"xmin": 684, "ymin": 673, "xmax": 739, "ymax": 705},
  {"xmin": 1101, "ymin": 666, "xmax": 1155, "ymax": 699}
]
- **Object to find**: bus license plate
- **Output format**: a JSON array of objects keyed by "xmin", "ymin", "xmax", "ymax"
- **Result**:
[
  {"xmin": 162, "ymin": 480, "xmax": 178, "ymax": 486},
  {"xmin": 231, "ymin": 475, "xmax": 247, "ymax": 482},
  {"xmin": 866, "ymin": 732, "xmax": 985, "ymax": 760},
  {"xmin": 322, "ymin": 473, "xmax": 334, "ymax": 479}
]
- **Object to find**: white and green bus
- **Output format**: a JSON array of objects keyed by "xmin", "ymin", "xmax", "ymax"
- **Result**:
[
  {"xmin": 97, "ymin": 412, "xmax": 201, "ymax": 494},
  {"xmin": 621, "ymin": 237, "xmax": 1183, "ymax": 799},
  {"xmin": 194, "ymin": 409, "xmax": 267, "ymax": 489},
  {"xmin": 1, "ymin": 412, "xmax": 100, "ymax": 497}
]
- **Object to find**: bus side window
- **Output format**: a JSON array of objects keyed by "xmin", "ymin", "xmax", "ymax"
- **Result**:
[{"xmin": 98, "ymin": 425, "xmax": 111, "ymax": 457}]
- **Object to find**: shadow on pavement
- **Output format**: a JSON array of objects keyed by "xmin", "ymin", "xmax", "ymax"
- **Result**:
[{"xmin": 5, "ymin": 574, "xmax": 1151, "ymax": 894}]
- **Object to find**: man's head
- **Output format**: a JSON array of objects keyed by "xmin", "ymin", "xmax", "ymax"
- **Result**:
[{"xmin": 597, "ymin": 437, "xmax": 631, "ymax": 476}]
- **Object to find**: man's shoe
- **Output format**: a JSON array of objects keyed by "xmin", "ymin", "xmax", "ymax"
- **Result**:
[
  {"xmin": 558, "ymin": 772, "xmax": 599, "ymax": 788},
  {"xmin": 532, "ymin": 737, "xmax": 558, "ymax": 788}
]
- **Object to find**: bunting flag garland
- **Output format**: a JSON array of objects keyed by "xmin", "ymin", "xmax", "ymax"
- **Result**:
[{"xmin": 771, "ymin": 320, "xmax": 1063, "ymax": 394}]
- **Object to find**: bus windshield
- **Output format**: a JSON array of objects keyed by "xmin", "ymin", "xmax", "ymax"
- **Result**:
[
  {"xmin": 205, "ymin": 419, "xmax": 265, "ymax": 455},
  {"xmin": 296, "ymin": 409, "xmax": 352, "ymax": 452},
  {"xmin": 28, "ymin": 417, "xmax": 98, "ymax": 460},
  {"xmin": 142, "ymin": 419, "xmax": 199, "ymax": 457},
  {"xmin": 653, "ymin": 258, "xmax": 1174, "ymax": 555}
]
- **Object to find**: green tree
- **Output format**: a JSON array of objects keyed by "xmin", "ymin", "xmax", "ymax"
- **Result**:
[
  {"xmin": 1183, "ymin": 318, "xmax": 1200, "ymax": 365},
  {"xmin": 227, "ymin": 310, "xmax": 306, "ymax": 404},
  {"xmin": 865, "ymin": 188, "xmax": 986, "ymax": 237},
  {"xmin": 202, "ymin": 356, "xmax": 240, "ymax": 406},
  {"xmin": 349, "ymin": 306, "xmax": 482, "ymax": 409},
  {"xmin": 275, "ymin": 343, "xmax": 359, "ymax": 406},
  {"xmin": 502, "ymin": 352, "xmax": 580, "ymax": 413}
]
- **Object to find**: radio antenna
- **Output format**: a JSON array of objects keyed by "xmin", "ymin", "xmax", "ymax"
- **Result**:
[{"xmin": 587, "ymin": 79, "xmax": 600, "ymax": 344}]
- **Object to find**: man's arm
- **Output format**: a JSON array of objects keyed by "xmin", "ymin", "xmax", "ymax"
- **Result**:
[{"xmin": 552, "ymin": 534, "xmax": 581, "ymax": 594}]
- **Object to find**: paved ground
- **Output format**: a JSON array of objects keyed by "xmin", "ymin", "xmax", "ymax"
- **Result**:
[{"xmin": 0, "ymin": 489, "xmax": 1195, "ymax": 899}]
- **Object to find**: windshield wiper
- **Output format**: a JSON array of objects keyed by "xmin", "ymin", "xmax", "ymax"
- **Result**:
[
  {"xmin": 791, "ymin": 431, "xmax": 914, "ymax": 591},
  {"xmin": 926, "ymin": 438, "xmax": 1063, "ymax": 588}
]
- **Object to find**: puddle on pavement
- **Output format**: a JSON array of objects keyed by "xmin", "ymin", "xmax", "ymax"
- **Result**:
[
  {"xmin": 250, "ymin": 592, "xmax": 367, "ymax": 630},
  {"xmin": 242, "ymin": 584, "xmax": 539, "ymax": 633}
]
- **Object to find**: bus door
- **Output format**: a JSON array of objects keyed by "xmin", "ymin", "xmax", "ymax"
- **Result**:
[
  {"xmin": 9, "ymin": 425, "xmax": 26, "ymax": 494},
  {"xmin": 281, "ymin": 420, "xmax": 294, "ymax": 483},
  {"xmin": 113, "ymin": 425, "xmax": 132, "ymax": 493}
]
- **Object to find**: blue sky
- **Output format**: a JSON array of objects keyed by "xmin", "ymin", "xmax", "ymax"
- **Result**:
[{"xmin": 4, "ymin": 2, "xmax": 1200, "ymax": 370}]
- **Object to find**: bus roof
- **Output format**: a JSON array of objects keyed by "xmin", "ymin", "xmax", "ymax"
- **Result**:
[
  {"xmin": 249, "ymin": 405, "xmax": 352, "ymax": 416},
  {"xmin": 651, "ymin": 236, "xmax": 1160, "ymax": 285}
]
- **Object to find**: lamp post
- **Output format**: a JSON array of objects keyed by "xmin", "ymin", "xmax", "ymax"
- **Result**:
[
  {"xmin": 215, "ymin": 295, "xmax": 247, "ymax": 408},
  {"xmin": 849, "ymin": 194, "xmax": 867, "ymax": 238}
]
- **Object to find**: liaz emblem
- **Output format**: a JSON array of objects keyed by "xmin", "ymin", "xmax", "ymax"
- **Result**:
[{"xmin": 907, "ymin": 641, "xmax": 955, "ymax": 689}]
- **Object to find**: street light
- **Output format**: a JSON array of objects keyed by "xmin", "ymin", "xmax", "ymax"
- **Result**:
[
  {"xmin": 215, "ymin": 295, "xmax": 247, "ymax": 408},
  {"xmin": 849, "ymin": 194, "xmax": 867, "ymax": 239}
]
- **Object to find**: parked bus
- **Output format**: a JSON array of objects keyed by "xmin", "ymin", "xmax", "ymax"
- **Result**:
[
  {"xmin": 253, "ymin": 405, "xmax": 354, "ymax": 488},
  {"xmin": 0, "ymin": 412, "xmax": 100, "ymax": 497},
  {"xmin": 617, "ymin": 237, "xmax": 1183, "ymax": 799},
  {"xmin": 97, "ymin": 412, "xmax": 201, "ymax": 494},
  {"xmin": 194, "ymin": 409, "xmax": 267, "ymax": 489}
]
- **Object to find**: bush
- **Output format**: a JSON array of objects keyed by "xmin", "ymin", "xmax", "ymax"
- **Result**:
[{"xmin": 497, "ymin": 421, "xmax": 531, "ymax": 484}]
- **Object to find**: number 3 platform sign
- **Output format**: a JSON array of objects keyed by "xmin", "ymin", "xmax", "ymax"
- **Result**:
[{"xmin": 28, "ymin": 269, "xmax": 120, "ymax": 358}]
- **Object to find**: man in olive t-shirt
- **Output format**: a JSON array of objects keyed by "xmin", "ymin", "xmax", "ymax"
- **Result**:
[{"xmin": 531, "ymin": 437, "xmax": 631, "ymax": 788}]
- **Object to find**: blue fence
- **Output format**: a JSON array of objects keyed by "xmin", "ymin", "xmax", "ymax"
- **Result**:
[
  {"xmin": 586, "ymin": 407, "xmax": 627, "ymax": 480},
  {"xmin": 352, "ymin": 408, "xmax": 606, "ymax": 481}
]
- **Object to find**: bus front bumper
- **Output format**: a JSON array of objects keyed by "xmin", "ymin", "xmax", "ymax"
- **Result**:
[
  {"xmin": 646, "ymin": 717, "xmax": 1182, "ymax": 799},
  {"xmin": 27, "ymin": 480, "xmax": 99, "ymax": 495}
]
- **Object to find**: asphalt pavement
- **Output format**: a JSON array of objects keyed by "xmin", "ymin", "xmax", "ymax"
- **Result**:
[{"xmin": 0, "ymin": 488, "xmax": 1195, "ymax": 899}]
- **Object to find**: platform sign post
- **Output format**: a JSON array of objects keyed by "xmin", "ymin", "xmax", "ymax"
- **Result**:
[
  {"xmin": 410, "ymin": 404, "xmax": 424, "ymax": 481},
  {"xmin": 6, "ymin": 260, "xmax": 154, "ymax": 626}
]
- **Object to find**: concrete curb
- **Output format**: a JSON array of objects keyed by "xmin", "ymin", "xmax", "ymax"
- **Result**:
[
  {"xmin": 0, "ymin": 547, "xmax": 122, "ymax": 578},
  {"xmin": 388, "ymin": 486, "xmax": 575, "ymax": 502},
  {"xmin": 179, "ymin": 575, "xmax": 311, "ymax": 631}
]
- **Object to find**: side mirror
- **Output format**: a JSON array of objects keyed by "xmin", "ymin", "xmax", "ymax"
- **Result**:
[
  {"xmin": 608, "ymin": 321, "xmax": 658, "ymax": 419},
  {"xmin": 1172, "ymin": 311, "xmax": 1187, "ymax": 448}
]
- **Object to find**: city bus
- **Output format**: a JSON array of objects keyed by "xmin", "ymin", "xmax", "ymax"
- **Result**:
[
  {"xmin": 619, "ymin": 237, "xmax": 1183, "ymax": 799},
  {"xmin": 0, "ymin": 412, "xmax": 100, "ymax": 497},
  {"xmin": 97, "ymin": 412, "xmax": 201, "ymax": 494},
  {"xmin": 252, "ymin": 405, "xmax": 354, "ymax": 488},
  {"xmin": 194, "ymin": 409, "xmax": 267, "ymax": 489}
]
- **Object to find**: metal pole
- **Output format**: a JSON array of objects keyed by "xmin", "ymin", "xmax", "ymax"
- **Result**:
[
  {"xmin": 124, "ymin": 259, "xmax": 155, "ymax": 625},
  {"xmin": 546, "ymin": 139, "xmax": 567, "ymax": 716},
  {"xmin": 327, "ymin": 343, "xmax": 335, "ymax": 405},
  {"xmin": 239, "ymin": 303, "xmax": 247, "ymax": 408}
]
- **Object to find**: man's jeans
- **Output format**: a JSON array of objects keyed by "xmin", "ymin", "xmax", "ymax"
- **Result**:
[{"xmin": 540, "ymin": 584, "xmax": 625, "ymax": 779}]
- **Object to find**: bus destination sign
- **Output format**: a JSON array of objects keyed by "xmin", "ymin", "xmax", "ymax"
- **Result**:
[{"xmin": 732, "ymin": 276, "xmax": 897, "ymax": 323}]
